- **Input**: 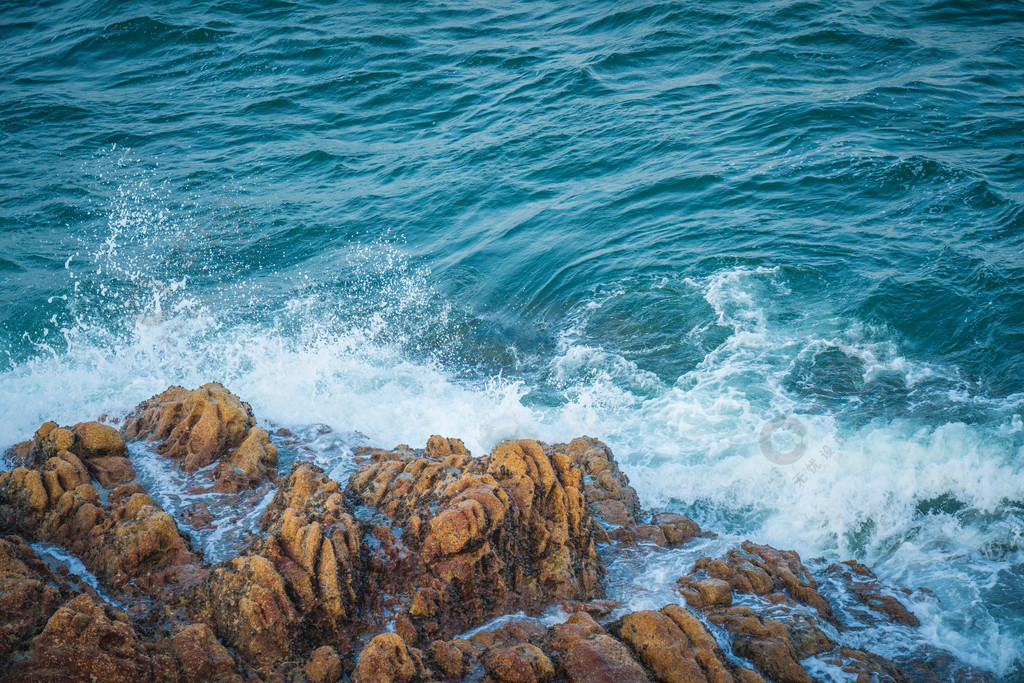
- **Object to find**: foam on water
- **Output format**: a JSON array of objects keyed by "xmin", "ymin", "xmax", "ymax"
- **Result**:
[
  {"xmin": 31, "ymin": 542, "xmax": 118, "ymax": 606},
  {"xmin": 544, "ymin": 266, "xmax": 1024, "ymax": 674},
  {"xmin": 458, "ymin": 605, "xmax": 571, "ymax": 640},
  {"xmin": 0, "ymin": 176, "xmax": 547, "ymax": 459}
]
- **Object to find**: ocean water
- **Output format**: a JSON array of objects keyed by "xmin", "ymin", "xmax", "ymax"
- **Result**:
[{"xmin": 2, "ymin": 0, "xmax": 1023, "ymax": 676}]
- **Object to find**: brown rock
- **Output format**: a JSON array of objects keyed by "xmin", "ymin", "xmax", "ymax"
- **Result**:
[
  {"xmin": 548, "ymin": 612, "xmax": 605, "ymax": 653},
  {"xmin": 562, "ymin": 634, "xmax": 652, "ymax": 683},
  {"xmin": 3, "ymin": 439, "xmax": 34, "ymax": 468},
  {"xmin": 704, "ymin": 606, "xmax": 816, "ymax": 683},
  {"xmin": 618, "ymin": 606, "xmax": 737, "ymax": 683},
  {"xmin": 206, "ymin": 554, "xmax": 298, "ymax": 666},
  {"xmin": 428, "ymin": 640, "xmax": 465, "ymax": 679},
  {"xmin": 183, "ymin": 502, "xmax": 215, "ymax": 530},
  {"xmin": 560, "ymin": 599, "xmax": 620, "ymax": 620},
  {"xmin": 556, "ymin": 438, "xmax": 642, "ymax": 529},
  {"xmin": 121, "ymin": 383, "xmax": 249, "ymax": 469},
  {"xmin": 0, "ymin": 446, "xmax": 199, "ymax": 600},
  {"xmin": 678, "ymin": 577, "xmax": 733, "ymax": 609},
  {"xmin": 555, "ymin": 438, "xmax": 702, "ymax": 549},
  {"xmin": 345, "ymin": 437, "xmax": 604, "ymax": 641},
  {"xmin": 147, "ymin": 622, "xmax": 241, "ymax": 682},
  {"xmin": 396, "ymin": 614, "xmax": 419, "ymax": 646},
  {"xmin": 821, "ymin": 560, "xmax": 920, "ymax": 627},
  {"xmin": 424, "ymin": 435, "xmax": 469, "ymax": 459},
  {"xmin": 482, "ymin": 643, "xmax": 555, "ymax": 682},
  {"xmin": 304, "ymin": 645, "xmax": 343, "ymax": 683},
  {"xmin": 121, "ymin": 383, "xmax": 278, "ymax": 493},
  {"xmin": 3, "ymin": 593, "xmax": 149, "ymax": 683},
  {"xmin": 40, "ymin": 426, "xmax": 75, "ymax": 462},
  {"xmin": 84, "ymin": 456, "xmax": 137, "ymax": 489},
  {"xmin": 211, "ymin": 425, "xmax": 279, "ymax": 494},
  {"xmin": 73, "ymin": 421, "xmax": 129, "ymax": 460},
  {"xmin": 690, "ymin": 542, "xmax": 837, "ymax": 625},
  {"xmin": 8, "ymin": 421, "xmax": 130, "ymax": 476},
  {"xmin": 192, "ymin": 463, "xmax": 362, "ymax": 668},
  {"xmin": 0, "ymin": 535, "xmax": 90, "ymax": 664},
  {"xmin": 352, "ymin": 633, "xmax": 429, "ymax": 683}
]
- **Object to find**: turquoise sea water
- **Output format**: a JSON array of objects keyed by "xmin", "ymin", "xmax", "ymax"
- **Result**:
[{"xmin": 2, "ymin": 0, "xmax": 1023, "ymax": 676}]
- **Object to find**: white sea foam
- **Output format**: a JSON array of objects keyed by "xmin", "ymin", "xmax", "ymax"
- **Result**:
[
  {"xmin": 31, "ymin": 542, "xmax": 117, "ymax": 606},
  {"xmin": 541, "ymin": 266, "xmax": 1024, "ymax": 675}
]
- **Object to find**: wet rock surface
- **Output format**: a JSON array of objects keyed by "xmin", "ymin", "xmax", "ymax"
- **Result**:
[
  {"xmin": 0, "ymin": 384, "xmax": 1000, "ymax": 681},
  {"xmin": 192, "ymin": 461, "xmax": 364, "ymax": 667},
  {"xmin": 121, "ymin": 382, "xmax": 279, "ymax": 494},
  {"xmin": 559, "ymin": 437, "xmax": 704, "ymax": 549},
  {"xmin": 679, "ymin": 541, "xmax": 996, "ymax": 683},
  {"xmin": 345, "ymin": 437, "xmax": 605, "ymax": 642},
  {"xmin": 0, "ymin": 422, "xmax": 202, "ymax": 602}
]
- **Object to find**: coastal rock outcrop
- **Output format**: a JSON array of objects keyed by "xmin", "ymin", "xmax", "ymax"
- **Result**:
[
  {"xmin": 352, "ymin": 633, "xmax": 430, "ymax": 683},
  {"xmin": 0, "ymin": 535, "xmax": 102, "ymax": 666},
  {"xmin": 557, "ymin": 437, "xmax": 703, "ymax": 548},
  {"xmin": 189, "ymin": 434, "xmax": 619, "ymax": 670},
  {"xmin": 0, "ymin": 425, "xmax": 201, "ymax": 599},
  {"xmin": 679, "ymin": 542, "xmax": 995, "ymax": 683},
  {"xmin": 194, "ymin": 462, "xmax": 363, "ymax": 667},
  {"xmin": 0, "ymin": 384, "xmax": 1000, "ymax": 681},
  {"xmin": 680, "ymin": 541, "xmax": 839, "ymax": 625},
  {"xmin": 0, "ymin": 536, "xmax": 240, "ymax": 682},
  {"xmin": 345, "ymin": 437, "xmax": 604, "ymax": 643},
  {"xmin": 121, "ymin": 382, "xmax": 279, "ymax": 493},
  {"xmin": 3, "ymin": 591, "xmax": 241, "ymax": 683},
  {"xmin": 5, "ymin": 420, "xmax": 136, "ymax": 489},
  {"xmin": 355, "ymin": 604, "xmax": 766, "ymax": 683}
]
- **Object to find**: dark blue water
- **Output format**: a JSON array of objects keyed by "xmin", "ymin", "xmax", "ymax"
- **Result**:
[{"xmin": 2, "ymin": 0, "xmax": 1023, "ymax": 675}]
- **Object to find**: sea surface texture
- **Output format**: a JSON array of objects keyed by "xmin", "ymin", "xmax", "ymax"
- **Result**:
[{"xmin": 1, "ymin": 0, "xmax": 1023, "ymax": 676}]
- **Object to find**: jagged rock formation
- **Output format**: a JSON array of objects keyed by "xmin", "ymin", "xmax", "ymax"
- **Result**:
[
  {"xmin": 0, "ymin": 535, "xmax": 101, "ymax": 665},
  {"xmin": 3, "ymin": 593, "xmax": 240, "ymax": 683},
  {"xmin": 6, "ymin": 420, "xmax": 136, "ymax": 489},
  {"xmin": 0, "ymin": 384, "xmax": 1000, "ymax": 681},
  {"xmin": 0, "ymin": 424, "xmax": 201, "ymax": 599},
  {"xmin": 561, "ymin": 438, "xmax": 703, "ymax": 548},
  {"xmin": 194, "ymin": 463, "xmax": 363, "ymax": 667},
  {"xmin": 356, "ymin": 602, "xmax": 765, "ymax": 683},
  {"xmin": 0, "ymin": 536, "xmax": 239, "ymax": 682},
  {"xmin": 345, "ymin": 437, "xmax": 604, "ymax": 643},
  {"xmin": 679, "ymin": 541, "xmax": 994, "ymax": 682},
  {"xmin": 187, "ymin": 435, "xmax": 617, "ymax": 671},
  {"xmin": 121, "ymin": 382, "xmax": 279, "ymax": 493}
]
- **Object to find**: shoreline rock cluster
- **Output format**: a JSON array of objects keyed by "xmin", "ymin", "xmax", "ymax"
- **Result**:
[{"xmin": 0, "ymin": 382, "xmax": 994, "ymax": 681}]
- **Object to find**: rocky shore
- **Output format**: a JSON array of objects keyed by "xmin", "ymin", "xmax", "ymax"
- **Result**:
[{"xmin": 0, "ymin": 383, "xmax": 993, "ymax": 682}]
